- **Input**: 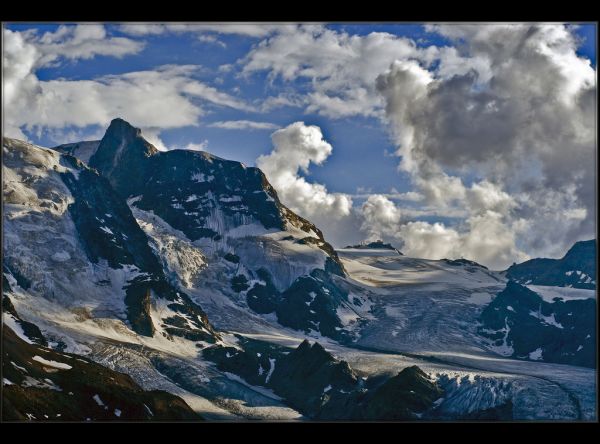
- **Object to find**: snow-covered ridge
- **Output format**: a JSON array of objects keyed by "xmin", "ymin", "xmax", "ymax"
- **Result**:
[
  {"xmin": 337, "ymin": 249, "xmax": 504, "ymax": 289},
  {"xmin": 53, "ymin": 140, "xmax": 101, "ymax": 164},
  {"xmin": 526, "ymin": 285, "xmax": 596, "ymax": 302}
]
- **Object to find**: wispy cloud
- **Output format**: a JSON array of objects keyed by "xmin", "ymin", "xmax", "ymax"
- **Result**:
[
  {"xmin": 198, "ymin": 34, "xmax": 226, "ymax": 48},
  {"xmin": 208, "ymin": 120, "xmax": 280, "ymax": 130},
  {"xmin": 185, "ymin": 140, "xmax": 209, "ymax": 151},
  {"xmin": 3, "ymin": 27, "xmax": 251, "ymax": 145},
  {"xmin": 118, "ymin": 23, "xmax": 292, "ymax": 38}
]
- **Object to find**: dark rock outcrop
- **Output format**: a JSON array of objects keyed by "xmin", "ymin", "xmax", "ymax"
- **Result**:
[
  {"xmin": 506, "ymin": 240, "xmax": 596, "ymax": 289},
  {"xmin": 358, "ymin": 366, "xmax": 444, "ymax": 420},
  {"xmin": 2, "ymin": 326, "xmax": 201, "ymax": 421},
  {"xmin": 204, "ymin": 338, "xmax": 443, "ymax": 420},
  {"xmin": 345, "ymin": 240, "xmax": 403, "ymax": 255},
  {"xmin": 478, "ymin": 281, "xmax": 595, "ymax": 367}
]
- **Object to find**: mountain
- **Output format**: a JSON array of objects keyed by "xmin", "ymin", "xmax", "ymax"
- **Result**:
[
  {"xmin": 505, "ymin": 240, "xmax": 596, "ymax": 289},
  {"xmin": 81, "ymin": 118, "xmax": 352, "ymax": 340},
  {"xmin": 477, "ymin": 281, "xmax": 595, "ymax": 368},
  {"xmin": 2, "ymin": 119, "xmax": 596, "ymax": 421},
  {"xmin": 204, "ymin": 337, "xmax": 446, "ymax": 420},
  {"xmin": 344, "ymin": 240, "xmax": 403, "ymax": 255},
  {"xmin": 3, "ymin": 137, "xmax": 219, "ymax": 344}
]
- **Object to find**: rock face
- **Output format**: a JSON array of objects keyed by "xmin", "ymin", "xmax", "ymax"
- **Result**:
[
  {"xmin": 88, "ymin": 119, "xmax": 342, "ymax": 261},
  {"xmin": 204, "ymin": 338, "xmax": 444, "ymax": 420},
  {"xmin": 60, "ymin": 156, "xmax": 162, "ymax": 273},
  {"xmin": 276, "ymin": 270, "xmax": 350, "ymax": 340},
  {"xmin": 268, "ymin": 340, "xmax": 359, "ymax": 414},
  {"xmin": 506, "ymin": 240, "xmax": 596, "ymax": 289},
  {"xmin": 61, "ymin": 155, "xmax": 219, "ymax": 342},
  {"xmin": 358, "ymin": 366, "xmax": 444, "ymax": 420},
  {"xmin": 3, "ymin": 136, "xmax": 219, "ymax": 343},
  {"xmin": 85, "ymin": 118, "xmax": 347, "ymax": 338},
  {"xmin": 2, "ymin": 325, "xmax": 201, "ymax": 421},
  {"xmin": 478, "ymin": 281, "xmax": 595, "ymax": 368}
]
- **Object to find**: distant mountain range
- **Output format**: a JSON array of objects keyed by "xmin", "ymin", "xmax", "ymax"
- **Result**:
[{"xmin": 344, "ymin": 240, "xmax": 403, "ymax": 255}]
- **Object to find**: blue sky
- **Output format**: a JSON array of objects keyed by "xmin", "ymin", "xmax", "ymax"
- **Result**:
[
  {"xmin": 6, "ymin": 23, "xmax": 596, "ymax": 196},
  {"xmin": 3, "ymin": 23, "xmax": 596, "ymax": 268},
  {"xmin": 8, "ymin": 23, "xmax": 594, "ymax": 199},
  {"xmin": 8, "ymin": 23, "xmax": 429, "ymax": 198}
]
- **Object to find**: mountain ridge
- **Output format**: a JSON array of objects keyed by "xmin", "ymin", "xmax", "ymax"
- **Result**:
[{"xmin": 506, "ymin": 239, "xmax": 596, "ymax": 289}]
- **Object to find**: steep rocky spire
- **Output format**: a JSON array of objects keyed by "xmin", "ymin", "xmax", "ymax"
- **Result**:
[{"xmin": 89, "ymin": 118, "xmax": 158, "ymax": 197}]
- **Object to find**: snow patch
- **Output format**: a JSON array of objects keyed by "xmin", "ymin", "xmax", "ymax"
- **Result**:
[
  {"xmin": 99, "ymin": 226, "xmax": 114, "ymax": 235},
  {"xmin": 265, "ymin": 358, "xmax": 276, "ymax": 384},
  {"xmin": 528, "ymin": 308, "xmax": 564, "ymax": 329},
  {"xmin": 528, "ymin": 348, "xmax": 543, "ymax": 361},
  {"xmin": 526, "ymin": 285, "xmax": 595, "ymax": 303},
  {"xmin": 219, "ymin": 196, "xmax": 242, "ymax": 203},
  {"xmin": 223, "ymin": 372, "xmax": 283, "ymax": 401},
  {"xmin": 3, "ymin": 314, "xmax": 34, "ymax": 344},
  {"xmin": 22, "ymin": 376, "xmax": 62, "ymax": 391},
  {"xmin": 467, "ymin": 292, "xmax": 493, "ymax": 305},
  {"xmin": 32, "ymin": 355, "xmax": 72, "ymax": 370}
]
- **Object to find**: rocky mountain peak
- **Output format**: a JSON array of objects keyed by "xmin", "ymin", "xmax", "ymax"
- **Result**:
[
  {"xmin": 88, "ymin": 118, "xmax": 158, "ymax": 196},
  {"xmin": 506, "ymin": 238, "xmax": 596, "ymax": 289},
  {"xmin": 85, "ymin": 118, "xmax": 345, "ymax": 277},
  {"xmin": 564, "ymin": 239, "xmax": 596, "ymax": 261},
  {"xmin": 106, "ymin": 118, "xmax": 148, "ymax": 145}
]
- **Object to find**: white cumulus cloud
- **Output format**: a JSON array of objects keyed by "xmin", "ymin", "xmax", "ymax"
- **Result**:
[{"xmin": 256, "ymin": 122, "xmax": 354, "ymax": 225}]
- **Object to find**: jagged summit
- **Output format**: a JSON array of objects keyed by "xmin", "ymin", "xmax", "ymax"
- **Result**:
[
  {"xmin": 99, "ymin": 118, "xmax": 158, "ymax": 156},
  {"xmin": 105, "ymin": 118, "xmax": 151, "ymax": 144},
  {"xmin": 88, "ymin": 118, "xmax": 159, "ymax": 195}
]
